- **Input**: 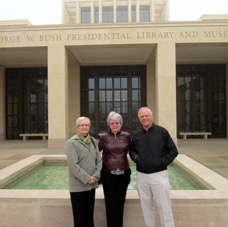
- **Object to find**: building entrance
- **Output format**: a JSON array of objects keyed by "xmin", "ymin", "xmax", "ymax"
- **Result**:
[{"xmin": 80, "ymin": 65, "xmax": 146, "ymax": 138}]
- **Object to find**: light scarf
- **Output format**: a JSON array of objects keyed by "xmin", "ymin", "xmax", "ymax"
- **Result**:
[{"xmin": 77, "ymin": 133, "xmax": 91, "ymax": 146}]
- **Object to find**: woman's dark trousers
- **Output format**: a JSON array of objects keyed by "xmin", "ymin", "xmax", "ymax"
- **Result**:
[
  {"xmin": 103, "ymin": 173, "xmax": 129, "ymax": 227},
  {"xmin": 70, "ymin": 189, "xmax": 95, "ymax": 227}
]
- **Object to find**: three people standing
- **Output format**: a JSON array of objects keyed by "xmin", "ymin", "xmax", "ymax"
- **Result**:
[
  {"xmin": 98, "ymin": 111, "xmax": 131, "ymax": 227},
  {"xmin": 65, "ymin": 107, "xmax": 178, "ymax": 227}
]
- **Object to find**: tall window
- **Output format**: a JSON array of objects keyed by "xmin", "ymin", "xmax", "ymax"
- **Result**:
[
  {"xmin": 6, "ymin": 68, "xmax": 48, "ymax": 139},
  {"xmin": 131, "ymin": 5, "xmax": 136, "ymax": 22},
  {"xmin": 177, "ymin": 64, "xmax": 226, "ymax": 138},
  {"xmin": 103, "ymin": 6, "xmax": 113, "ymax": 23},
  {"xmin": 81, "ymin": 7, "xmax": 91, "ymax": 23},
  {"xmin": 140, "ymin": 5, "xmax": 150, "ymax": 22},
  {"xmin": 117, "ymin": 6, "xmax": 128, "ymax": 22},
  {"xmin": 81, "ymin": 66, "xmax": 146, "ymax": 137},
  {"xmin": 95, "ymin": 7, "xmax": 99, "ymax": 23}
]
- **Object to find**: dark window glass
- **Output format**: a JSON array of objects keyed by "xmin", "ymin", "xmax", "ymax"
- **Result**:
[
  {"xmin": 5, "ymin": 68, "xmax": 48, "ymax": 139},
  {"xmin": 177, "ymin": 64, "xmax": 226, "ymax": 138},
  {"xmin": 80, "ymin": 66, "xmax": 146, "ymax": 137}
]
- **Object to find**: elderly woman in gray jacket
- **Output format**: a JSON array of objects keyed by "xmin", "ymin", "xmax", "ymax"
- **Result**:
[{"xmin": 65, "ymin": 116, "xmax": 102, "ymax": 227}]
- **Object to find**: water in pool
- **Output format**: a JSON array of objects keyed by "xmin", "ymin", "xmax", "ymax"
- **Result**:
[{"xmin": 4, "ymin": 164, "xmax": 203, "ymax": 190}]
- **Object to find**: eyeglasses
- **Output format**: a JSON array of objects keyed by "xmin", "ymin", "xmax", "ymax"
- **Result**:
[
  {"xmin": 110, "ymin": 122, "xmax": 120, "ymax": 126},
  {"xmin": 78, "ymin": 124, "xmax": 90, "ymax": 127}
]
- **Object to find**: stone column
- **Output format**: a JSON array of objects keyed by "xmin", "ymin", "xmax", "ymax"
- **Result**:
[
  {"xmin": 226, "ymin": 64, "xmax": 228, "ymax": 138},
  {"xmin": 67, "ymin": 53, "xmax": 80, "ymax": 138},
  {"xmin": 128, "ymin": 0, "xmax": 131, "ymax": 22},
  {"xmin": 136, "ymin": 0, "xmax": 140, "ymax": 22},
  {"xmin": 90, "ymin": 0, "xmax": 94, "ymax": 23},
  {"xmin": 47, "ymin": 45, "xmax": 68, "ymax": 147},
  {"xmin": 99, "ymin": 0, "xmax": 102, "ymax": 23},
  {"xmin": 150, "ymin": 0, "xmax": 155, "ymax": 22},
  {"xmin": 62, "ymin": 1, "xmax": 68, "ymax": 24},
  {"xmin": 155, "ymin": 43, "xmax": 177, "ymax": 141},
  {"xmin": 164, "ymin": 0, "xmax": 169, "ymax": 21},
  {"xmin": 0, "ymin": 66, "xmax": 5, "ymax": 140},
  {"xmin": 146, "ymin": 50, "xmax": 156, "ymax": 115},
  {"xmin": 76, "ymin": 0, "xmax": 80, "ymax": 24},
  {"xmin": 113, "ymin": 0, "xmax": 117, "ymax": 23}
]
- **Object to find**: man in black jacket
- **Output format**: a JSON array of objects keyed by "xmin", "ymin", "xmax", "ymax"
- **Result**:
[{"xmin": 129, "ymin": 107, "xmax": 178, "ymax": 227}]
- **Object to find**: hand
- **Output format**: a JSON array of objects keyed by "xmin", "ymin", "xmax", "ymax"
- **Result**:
[{"xmin": 88, "ymin": 176, "xmax": 97, "ymax": 184}]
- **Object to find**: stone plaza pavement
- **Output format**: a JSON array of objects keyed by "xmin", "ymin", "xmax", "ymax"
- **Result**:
[
  {"xmin": 0, "ymin": 138, "xmax": 228, "ymax": 227},
  {"xmin": 0, "ymin": 138, "xmax": 227, "ymax": 179}
]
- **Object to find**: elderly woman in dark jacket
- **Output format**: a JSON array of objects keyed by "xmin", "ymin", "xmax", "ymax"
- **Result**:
[{"xmin": 98, "ymin": 111, "xmax": 131, "ymax": 227}]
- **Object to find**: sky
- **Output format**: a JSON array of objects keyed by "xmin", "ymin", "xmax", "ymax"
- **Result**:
[{"xmin": 0, "ymin": 0, "xmax": 227, "ymax": 25}]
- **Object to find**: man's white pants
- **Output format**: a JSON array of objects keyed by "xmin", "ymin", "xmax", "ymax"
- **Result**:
[{"xmin": 137, "ymin": 170, "xmax": 175, "ymax": 227}]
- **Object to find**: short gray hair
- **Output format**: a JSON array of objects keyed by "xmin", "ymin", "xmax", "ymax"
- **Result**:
[
  {"xmin": 75, "ymin": 116, "xmax": 91, "ymax": 127},
  {"xmin": 138, "ymin": 107, "xmax": 153, "ymax": 118},
  {"xmin": 107, "ymin": 111, "xmax": 123, "ymax": 126}
]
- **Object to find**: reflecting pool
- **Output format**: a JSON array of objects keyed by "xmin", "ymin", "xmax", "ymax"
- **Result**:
[{"xmin": 4, "ymin": 163, "xmax": 203, "ymax": 190}]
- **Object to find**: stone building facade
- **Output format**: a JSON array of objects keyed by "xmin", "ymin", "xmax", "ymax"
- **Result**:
[{"xmin": 0, "ymin": 0, "xmax": 228, "ymax": 147}]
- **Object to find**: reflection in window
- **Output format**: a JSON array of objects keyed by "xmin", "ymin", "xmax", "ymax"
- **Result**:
[
  {"xmin": 30, "ymin": 94, "xmax": 36, "ymax": 103},
  {"xmin": 95, "ymin": 7, "xmax": 99, "ymax": 23},
  {"xmin": 99, "ymin": 78, "xmax": 105, "ymax": 89},
  {"xmin": 114, "ymin": 78, "xmax": 121, "ymax": 88},
  {"xmin": 140, "ymin": 5, "xmax": 150, "ymax": 22},
  {"xmin": 99, "ymin": 91, "xmax": 106, "ymax": 101},
  {"xmin": 177, "ymin": 64, "xmax": 226, "ymax": 138},
  {"xmin": 81, "ymin": 7, "xmax": 90, "ymax": 24},
  {"xmin": 106, "ymin": 90, "xmax": 112, "ymax": 100},
  {"xmin": 114, "ymin": 90, "xmax": 120, "ymax": 100},
  {"xmin": 106, "ymin": 78, "xmax": 112, "ymax": 88},
  {"xmin": 6, "ymin": 68, "xmax": 48, "ymax": 139},
  {"xmin": 121, "ymin": 78, "xmax": 127, "ymax": 89},
  {"xmin": 131, "ymin": 6, "xmax": 136, "ymax": 22},
  {"xmin": 117, "ymin": 6, "xmax": 128, "ymax": 22},
  {"xmin": 103, "ymin": 7, "xmax": 113, "ymax": 23},
  {"xmin": 89, "ymin": 103, "xmax": 95, "ymax": 114},
  {"xmin": 132, "ymin": 90, "xmax": 139, "ymax": 101},
  {"xmin": 89, "ymin": 91, "xmax": 95, "ymax": 102},
  {"xmin": 89, "ymin": 78, "xmax": 94, "ymax": 89},
  {"xmin": 132, "ymin": 77, "xmax": 140, "ymax": 88}
]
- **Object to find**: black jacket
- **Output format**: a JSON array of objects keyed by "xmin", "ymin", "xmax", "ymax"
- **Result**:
[{"xmin": 129, "ymin": 124, "xmax": 178, "ymax": 174}]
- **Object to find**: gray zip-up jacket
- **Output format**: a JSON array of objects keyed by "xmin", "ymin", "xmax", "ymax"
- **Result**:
[{"xmin": 65, "ymin": 135, "xmax": 102, "ymax": 192}]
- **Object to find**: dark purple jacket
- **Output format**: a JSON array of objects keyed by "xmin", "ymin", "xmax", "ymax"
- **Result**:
[{"xmin": 98, "ymin": 130, "xmax": 131, "ymax": 171}]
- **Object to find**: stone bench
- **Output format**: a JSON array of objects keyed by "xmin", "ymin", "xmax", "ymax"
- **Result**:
[
  {"xmin": 179, "ymin": 132, "xmax": 211, "ymax": 140},
  {"xmin": 19, "ymin": 133, "xmax": 48, "ymax": 141}
]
